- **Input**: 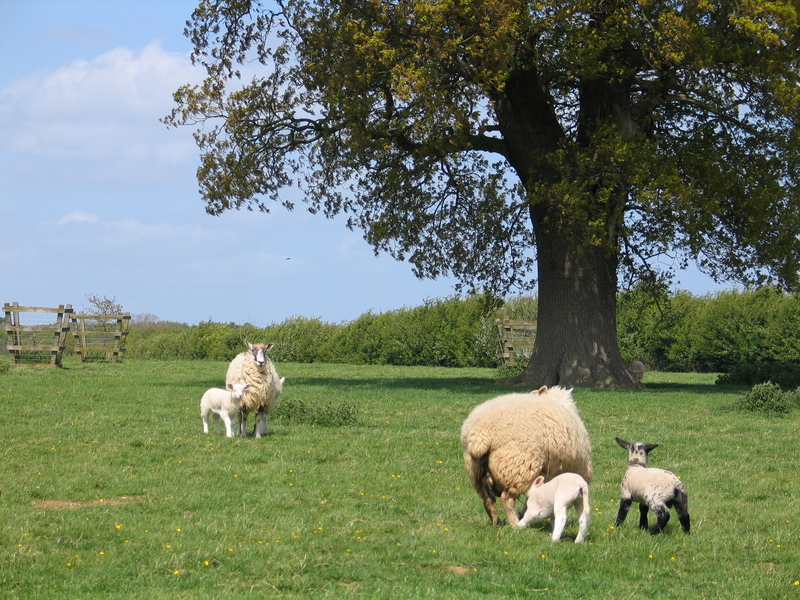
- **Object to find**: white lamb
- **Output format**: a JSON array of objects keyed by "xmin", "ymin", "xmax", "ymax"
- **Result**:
[
  {"xmin": 517, "ymin": 473, "xmax": 591, "ymax": 542},
  {"xmin": 615, "ymin": 437, "xmax": 690, "ymax": 535},
  {"xmin": 200, "ymin": 383, "xmax": 251, "ymax": 438},
  {"xmin": 461, "ymin": 385, "xmax": 593, "ymax": 527},
  {"xmin": 226, "ymin": 341, "xmax": 284, "ymax": 437},
  {"xmin": 629, "ymin": 361, "xmax": 645, "ymax": 382}
]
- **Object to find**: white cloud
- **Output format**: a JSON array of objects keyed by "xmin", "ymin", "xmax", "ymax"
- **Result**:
[
  {"xmin": 0, "ymin": 41, "xmax": 200, "ymax": 164},
  {"xmin": 57, "ymin": 211, "xmax": 99, "ymax": 225}
]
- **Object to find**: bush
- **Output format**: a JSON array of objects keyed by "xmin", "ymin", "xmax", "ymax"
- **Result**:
[
  {"xmin": 273, "ymin": 397, "xmax": 361, "ymax": 426},
  {"xmin": 716, "ymin": 362, "xmax": 800, "ymax": 389},
  {"xmin": 734, "ymin": 382, "xmax": 795, "ymax": 415}
]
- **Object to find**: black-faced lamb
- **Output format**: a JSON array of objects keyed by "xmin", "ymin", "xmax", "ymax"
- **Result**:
[
  {"xmin": 615, "ymin": 437, "xmax": 690, "ymax": 535},
  {"xmin": 225, "ymin": 341, "xmax": 284, "ymax": 437},
  {"xmin": 200, "ymin": 383, "xmax": 251, "ymax": 438},
  {"xmin": 517, "ymin": 473, "xmax": 591, "ymax": 542},
  {"xmin": 461, "ymin": 386, "xmax": 593, "ymax": 527}
]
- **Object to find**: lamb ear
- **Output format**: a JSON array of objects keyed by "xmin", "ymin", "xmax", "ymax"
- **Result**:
[
  {"xmin": 616, "ymin": 437, "xmax": 630, "ymax": 449},
  {"xmin": 645, "ymin": 444, "xmax": 659, "ymax": 452},
  {"xmin": 535, "ymin": 386, "xmax": 548, "ymax": 394},
  {"xmin": 265, "ymin": 343, "xmax": 275, "ymax": 351},
  {"xmin": 534, "ymin": 476, "xmax": 545, "ymax": 486},
  {"xmin": 227, "ymin": 383, "xmax": 233, "ymax": 390}
]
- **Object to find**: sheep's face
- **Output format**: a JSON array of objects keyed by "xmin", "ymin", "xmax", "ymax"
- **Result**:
[
  {"xmin": 245, "ymin": 341, "xmax": 275, "ymax": 366},
  {"xmin": 228, "ymin": 383, "xmax": 251, "ymax": 400},
  {"xmin": 616, "ymin": 437, "xmax": 658, "ymax": 467}
]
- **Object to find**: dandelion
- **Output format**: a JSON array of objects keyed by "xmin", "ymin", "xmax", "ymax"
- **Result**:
[
  {"xmin": 176, "ymin": 528, "xmax": 182, "ymax": 533},
  {"xmin": 115, "ymin": 524, "xmax": 123, "ymax": 530},
  {"xmin": 173, "ymin": 570, "xmax": 180, "ymax": 575},
  {"xmin": 203, "ymin": 561, "xmax": 210, "ymax": 567},
  {"xmin": 670, "ymin": 557, "xmax": 676, "ymax": 561},
  {"xmin": 540, "ymin": 554, "xmax": 546, "ymax": 559},
  {"xmin": 98, "ymin": 551, "xmax": 105, "ymax": 556}
]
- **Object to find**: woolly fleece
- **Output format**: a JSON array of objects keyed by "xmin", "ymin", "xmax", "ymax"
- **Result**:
[
  {"xmin": 226, "ymin": 342, "xmax": 282, "ymax": 436},
  {"xmin": 461, "ymin": 385, "xmax": 593, "ymax": 526}
]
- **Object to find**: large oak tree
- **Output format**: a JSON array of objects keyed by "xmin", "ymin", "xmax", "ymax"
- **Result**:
[{"xmin": 167, "ymin": 0, "xmax": 800, "ymax": 387}]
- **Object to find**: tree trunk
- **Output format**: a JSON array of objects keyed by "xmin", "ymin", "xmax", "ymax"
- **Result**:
[{"xmin": 502, "ymin": 229, "xmax": 640, "ymax": 389}]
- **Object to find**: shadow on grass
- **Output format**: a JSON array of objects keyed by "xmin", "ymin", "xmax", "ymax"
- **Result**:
[
  {"xmin": 284, "ymin": 375, "xmax": 507, "ymax": 394},
  {"xmin": 634, "ymin": 382, "xmax": 747, "ymax": 395}
]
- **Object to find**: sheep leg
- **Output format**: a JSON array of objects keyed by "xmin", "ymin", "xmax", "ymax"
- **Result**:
[
  {"xmin": 675, "ymin": 493, "xmax": 689, "ymax": 533},
  {"xmin": 212, "ymin": 413, "xmax": 222, "ymax": 435},
  {"xmin": 482, "ymin": 496, "xmax": 501, "ymax": 525},
  {"xmin": 551, "ymin": 510, "xmax": 567, "ymax": 542},
  {"xmin": 638, "ymin": 503, "xmax": 650, "ymax": 529},
  {"xmin": 574, "ymin": 494, "xmax": 591, "ymax": 543},
  {"xmin": 201, "ymin": 411, "xmax": 210, "ymax": 434},
  {"xmin": 615, "ymin": 498, "xmax": 632, "ymax": 526},
  {"xmin": 649, "ymin": 506, "xmax": 670, "ymax": 535},
  {"xmin": 237, "ymin": 410, "xmax": 249, "ymax": 437},
  {"xmin": 222, "ymin": 414, "xmax": 234, "ymax": 438},
  {"xmin": 254, "ymin": 413, "xmax": 269, "ymax": 438},
  {"xmin": 501, "ymin": 491, "xmax": 520, "ymax": 527}
]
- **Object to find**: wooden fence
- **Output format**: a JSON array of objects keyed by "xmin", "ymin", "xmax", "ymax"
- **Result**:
[
  {"xmin": 495, "ymin": 319, "xmax": 537, "ymax": 367},
  {"xmin": 70, "ymin": 312, "xmax": 131, "ymax": 363},
  {"xmin": 3, "ymin": 303, "xmax": 73, "ymax": 367}
]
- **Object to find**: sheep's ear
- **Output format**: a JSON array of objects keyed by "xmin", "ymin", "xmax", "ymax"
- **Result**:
[
  {"xmin": 265, "ymin": 343, "xmax": 275, "ymax": 351},
  {"xmin": 645, "ymin": 444, "xmax": 659, "ymax": 453},
  {"xmin": 534, "ymin": 476, "xmax": 545, "ymax": 487},
  {"xmin": 245, "ymin": 340, "xmax": 253, "ymax": 349},
  {"xmin": 227, "ymin": 383, "xmax": 233, "ymax": 390},
  {"xmin": 616, "ymin": 437, "xmax": 630, "ymax": 449},
  {"xmin": 535, "ymin": 386, "xmax": 548, "ymax": 394}
]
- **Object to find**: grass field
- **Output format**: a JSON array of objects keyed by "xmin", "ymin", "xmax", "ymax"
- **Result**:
[{"xmin": 1, "ymin": 359, "xmax": 798, "ymax": 599}]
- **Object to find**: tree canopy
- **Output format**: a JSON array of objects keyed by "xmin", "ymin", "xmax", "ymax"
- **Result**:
[{"xmin": 167, "ymin": 0, "xmax": 800, "ymax": 387}]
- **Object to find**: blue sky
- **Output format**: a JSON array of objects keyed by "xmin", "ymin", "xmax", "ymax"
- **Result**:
[{"xmin": 1, "ymin": 1, "xmax": 727, "ymax": 326}]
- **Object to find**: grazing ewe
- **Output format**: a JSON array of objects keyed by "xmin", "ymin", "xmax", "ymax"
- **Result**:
[
  {"xmin": 615, "ymin": 437, "xmax": 690, "ymax": 535},
  {"xmin": 629, "ymin": 361, "xmax": 645, "ymax": 382},
  {"xmin": 200, "ymin": 383, "xmax": 251, "ymax": 438},
  {"xmin": 517, "ymin": 473, "xmax": 591, "ymax": 542},
  {"xmin": 225, "ymin": 341, "xmax": 284, "ymax": 437},
  {"xmin": 461, "ymin": 386, "xmax": 593, "ymax": 527}
]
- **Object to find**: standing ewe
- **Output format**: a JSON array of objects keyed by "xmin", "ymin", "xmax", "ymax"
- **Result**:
[
  {"xmin": 461, "ymin": 386, "xmax": 593, "ymax": 526},
  {"xmin": 615, "ymin": 437, "xmax": 690, "ymax": 535},
  {"xmin": 225, "ymin": 341, "xmax": 284, "ymax": 437},
  {"xmin": 517, "ymin": 473, "xmax": 591, "ymax": 542},
  {"xmin": 200, "ymin": 383, "xmax": 251, "ymax": 437}
]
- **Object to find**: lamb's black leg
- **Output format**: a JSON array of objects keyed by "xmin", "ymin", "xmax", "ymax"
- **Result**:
[
  {"xmin": 615, "ymin": 498, "xmax": 632, "ymax": 526},
  {"xmin": 678, "ymin": 513, "xmax": 691, "ymax": 533},
  {"xmin": 638, "ymin": 503, "xmax": 649, "ymax": 530},
  {"xmin": 649, "ymin": 506, "xmax": 670, "ymax": 535}
]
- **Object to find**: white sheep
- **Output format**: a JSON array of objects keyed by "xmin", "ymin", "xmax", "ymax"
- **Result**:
[
  {"xmin": 629, "ymin": 361, "xmax": 646, "ymax": 382},
  {"xmin": 200, "ymin": 383, "xmax": 251, "ymax": 438},
  {"xmin": 517, "ymin": 473, "xmax": 591, "ymax": 542},
  {"xmin": 615, "ymin": 437, "xmax": 690, "ymax": 534},
  {"xmin": 225, "ymin": 341, "xmax": 284, "ymax": 437},
  {"xmin": 461, "ymin": 385, "xmax": 593, "ymax": 526}
]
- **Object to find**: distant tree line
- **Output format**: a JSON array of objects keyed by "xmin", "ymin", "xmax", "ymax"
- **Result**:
[
  {"xmin": 120, "ymin": 287, "xmax": 799, "ymax": 375},
  {"xmin": 4, "ymin": 288, "xmax": 799, "ymax": 383}
]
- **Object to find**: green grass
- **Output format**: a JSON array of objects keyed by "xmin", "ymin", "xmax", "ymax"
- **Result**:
[{"xmin": 1, "ymin": 359, "xmax": 798, "ymax": 599}]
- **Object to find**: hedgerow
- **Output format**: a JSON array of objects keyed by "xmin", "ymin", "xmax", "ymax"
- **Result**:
[{"xmin": 97, "ymin": 287, "xmax": 800, "ymax": 374}]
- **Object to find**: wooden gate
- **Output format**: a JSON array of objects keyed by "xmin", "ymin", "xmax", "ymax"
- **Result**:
[
  {"xmin": 495, "ymin": 319, "xmax": 537, "ymax": 367},
  {"xmin": 3, "ymin": 303, "xmax": 73, "ymax": 367},
  {"xmin": 70, "ymin": 312, "xmax": 131, "ymax": 363}
]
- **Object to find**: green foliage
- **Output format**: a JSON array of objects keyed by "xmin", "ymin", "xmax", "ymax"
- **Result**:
[
  {"xmin": 1, "ymin": 361, "xmax": 798, "ymax": 598},
  {"xmin": 273, "ymin": 396, "xmax": 361, "ymax": 427},
  {"xmin": 733, "ymin": 381, "xmax": 798, "ymax": 415},
  {"xmin": 716, "ymin": 362, "xmax": 800, "ymax": 389}
]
